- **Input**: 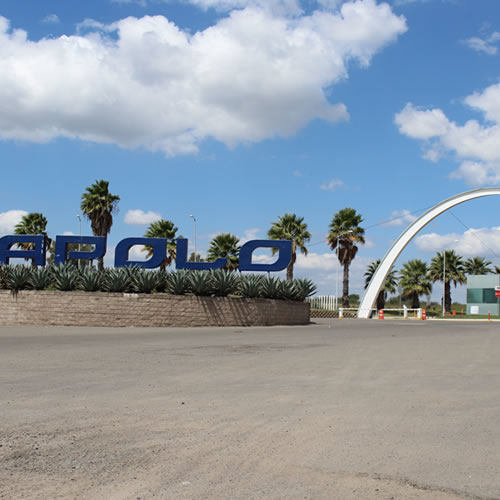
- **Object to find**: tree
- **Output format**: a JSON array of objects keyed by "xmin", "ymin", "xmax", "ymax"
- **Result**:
[
  {"xmin": 207, "ymin": 233, "xmax": 240, "ymax": 271},
  {"xmin": 399, "ymin": 259, "xmax": 432, "ymax": 309},
  {"xmin": 364, "ymin": 259, "xmax": 397, "ymax": 311},
  {"xmin": 143, "ymin": 219, "xmax": 179, "ymax": 270},
  {"xmin": 428, "ymin": 250, "xmax": 465, "ymax": 313},
  {"xmin": 14, "ymin": 212, "xmax": 50, "ymax": 266},
  {"xmin": 495, "ymin": 266, "xmax": 500, "ymax": 275},
  {"xmin": 327, "ymin": 208, "xmax": 365, "ymax": 307},
  {"xmin": 464, "ymin": 256, "xmax": 493, "ymax": 275},
  {"xmin": 80, "ymin": 180, "xmax": 120, "ymax": 270},
  {"xmin": 267, "ymin": 213, "xmax": 311, "ymax": 280}
]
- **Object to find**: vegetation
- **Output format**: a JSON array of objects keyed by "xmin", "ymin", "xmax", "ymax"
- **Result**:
[
  {"xmin": 14, "ymin": 212, "xmax": 50, "ymax": 266},
  {"xmin": 464, "ymin": 256, "xmax": 493, "ymax": 275},
  {"xmin": 399, "ymin": 259, "xmax": 432, "ymax": 309},
  {"xmin": 364, "ymin": 259, "xmax": 397, "ymax": 311},
  {"xmin": 267, "ymin": 213, "xmax": 311, "ymax": 280},
  {"xmin": 80, "ymin": 180, "xmax": 120, "ymax": 270},
  {"xmin": 428, "ymin": 250, "xmax": 465, "ymax": 314},
  {"xmin": 327, "ymin": 208, "xmax": 365, "ymax": 307},
  {"xmin": 207, "ymin": 233, "xmax": 240, "ymax": 271},
  {"xmin": 144, "ymin": 219, "xmax": 179, "ymax": 270}
]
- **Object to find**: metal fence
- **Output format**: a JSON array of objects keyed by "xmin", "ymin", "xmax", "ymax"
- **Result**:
[{"xmin": 306, "ymin": 295, "xmax": 336, "ymax": 311}]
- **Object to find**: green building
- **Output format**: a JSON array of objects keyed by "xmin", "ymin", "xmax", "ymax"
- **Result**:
[{"xmin": 466, "ymin": 275, "xmax": 500, "ymax": 315}]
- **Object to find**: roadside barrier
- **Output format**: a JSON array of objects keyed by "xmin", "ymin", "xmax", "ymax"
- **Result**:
[
  {"xmin": 422, "ymin": 309, "xmax": 427, "ymax": 321},
  {"xmin": 379, "ymin": 309, "xmax": 384, "ymax": 320}
]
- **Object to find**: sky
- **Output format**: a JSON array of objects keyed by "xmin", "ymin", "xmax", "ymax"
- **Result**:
[{"xmin": 1, "ymin": 0, "xmax": 500, "ymax": 303}]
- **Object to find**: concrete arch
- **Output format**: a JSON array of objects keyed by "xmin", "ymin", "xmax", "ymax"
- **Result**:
[{"xmin": 358, "ymin": 188, "xmax": 500, "ymax": 319}]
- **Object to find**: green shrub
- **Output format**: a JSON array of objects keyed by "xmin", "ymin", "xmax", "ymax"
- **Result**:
[
  {"xmin": 292, "ymin": 278, "xmax": 317, "ymax": 301},
  {"xmin": 167, "ymin": 270, "xmax": 190, "ymax": 295},
  {"xmin": 260, "ymin": 276, "xmax": 283, "ymax": 299},
  {"xmin": 5, "ymin": 265, "xmax": 31, "ymax": 291},
  {"xmin": 188, "ymin": 270, "xmax": 215, "ymax": 296},
  {"xmin": 51, "ymin": 264, "xmax": 80, "ymax": 291},
  {"xmin": 0, "ymin": 265, "xmax": 10, "ymax": 290},
  {"xmin": 155, "ymin": 269, "xmax": 170, "ymax": 292},
  {"xmin": 212, "ymin": 269, "xmax": 240, "ymax": 297},
  {"xmin": 134, "ymin": 269, "xmax": 159, "ymax": 294},
  {"xmin": 239, "ymin": 274, "xmax": 263, "ymax": 298},
  {"xmin": 122, "ymin": 265, "xmax": 141, "ymax": 292},
  {"xmin": 102, "ymin": 268, "xmax": 130, "ymax": 293},
  {"xmin": 79, "ymin": 267, "xmax": 101, "ymax": 292},
  {"xmin": 29, "ymin": 267, "xmax": 52, "ymax": 290}
]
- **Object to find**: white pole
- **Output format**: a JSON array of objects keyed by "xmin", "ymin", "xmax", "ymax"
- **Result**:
[
  {"xmin": 190, "ymin": 214, "xmax": 197, "ymax": 261},
  {"xmin": 77, "ymin": 214, "xmax": 82, "ymax": 270},
  {"xmin": 335, "ymin": 245, "xmax": 339, "ymax": 311},
  {"xmin": 442, "ymin": 250, "xmax": 446, "ymax": 317}
]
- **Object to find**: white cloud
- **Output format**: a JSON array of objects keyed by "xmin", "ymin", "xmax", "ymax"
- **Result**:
[
  {"xmin": 0, "ymin": 2, "xmax": 406, "ymax": 155},
  {"xmin": 240, "ymin": 227, "xmax": 262, "ymax": 244},
  {"xmin": 42, "ymin": 14, "xmax": 60, "ymax": 24},
  {"xmin": 395, "ymin": 82, "xmax": 500, "ymax": 185},
  {"xmin": 383, "ymin": 209, "xmax": 417, "ymax": 226},
  {"xmin": 124, "ymin": 209, "xmax": 162, "ymax": 225},
  {"xmin": 462, "ymin": 32, "xmax": 500, "ymax": 56},
  {"xmin": 0, "ymin": 210, "xmax": 28, "ymax": 235},
  {"xmin": 320, "ymin": 178, "xmax": 344, "ymax": 191},
  {"xmin": 415, "ymin": 226, "xmax": 500, "ymax": 257}
]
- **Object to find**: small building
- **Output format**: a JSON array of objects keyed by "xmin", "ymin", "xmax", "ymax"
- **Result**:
[{"xmin": 466, "ymin": 275, "xmax": 500, "ymax": 315}]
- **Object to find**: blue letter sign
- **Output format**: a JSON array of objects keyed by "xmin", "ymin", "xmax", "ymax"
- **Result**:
[
  {"xmin": 239, "ymin": 240, "xmax": 292, "ymax": 272},
  {"xmin": 114, "ymin": 237, "xmax": 166, "ymax": 268},
  {"xmin": 54, "ymin": 236, "xmax": 106, "ymax": 266},
  {"xmin": 175, "ymin": 238, "xmax": 227, "ymax": 270},
  {"xmin": 0, "ymin": 235, "xmax": 47, "ymax": 266}
]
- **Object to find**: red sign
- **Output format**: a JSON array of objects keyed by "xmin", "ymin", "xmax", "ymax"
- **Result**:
[{"xmin": 496, "ymin": 290, "xmax": 500, "ymax": 298}]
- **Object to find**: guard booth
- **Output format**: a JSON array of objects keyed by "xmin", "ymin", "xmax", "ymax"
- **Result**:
[{"xmin": 466, "ymin": 275, "xmax": 500, "ymax": 315}]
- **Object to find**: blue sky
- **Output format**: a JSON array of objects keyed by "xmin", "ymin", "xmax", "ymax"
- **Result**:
[{"xmin": 1, "ymin": 0, "xmax": 500, "ymax": 301}]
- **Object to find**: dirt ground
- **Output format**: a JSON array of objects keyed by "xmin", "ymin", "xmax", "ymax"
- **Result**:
[{"xmin": 1, "ymin": 320, "xmax": 499, "ymax": 500}]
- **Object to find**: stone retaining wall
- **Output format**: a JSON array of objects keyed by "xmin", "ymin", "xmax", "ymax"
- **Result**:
[{"xmin": 0, "ymin": 290, "xmax": 310, "ymax": 327}]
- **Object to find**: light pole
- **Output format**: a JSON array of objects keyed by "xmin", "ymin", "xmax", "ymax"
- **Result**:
[
  {"xmin": 335, "ymin": 230, "xmax": 352, "ymax": 310},
  {"xmin": 77, "ymin": 214, "xmax": 82, "ymax": 270},
  {"xmin": 189, "ymin": 214, "xmax": 197, "ymax": 261}
]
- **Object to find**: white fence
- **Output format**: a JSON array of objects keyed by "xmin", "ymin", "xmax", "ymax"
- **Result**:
[{"xmin": 306, "ymin": 295, "xmax": 336, "ymax": 311}]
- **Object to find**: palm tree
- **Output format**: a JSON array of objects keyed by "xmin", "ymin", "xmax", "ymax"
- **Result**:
[
  {"xmin": 495, "ymin": 265, "xmax": 500, "ymax": 275},
  {"xmin": 80, "ymin": 180, "xmax": 120, "ymax": 270},
  {"xmin": 267, "ymin": 213, "xmax": 311, "ymax": 280},
  {"xmin": 143, "ymin": 219, "xmax": 178, "ymax": 270},
  {"xmin": 399, "ymin": 259, "xmax": 432, "ymax": 309},
  {"xmin": 429, "ymin": 250, "xmax": 465, "ymax": 313},
  {"xmin": 327, "ymin": 208, "xmax": 365, "ymax": 307},
  {"xmin": 364, "ymin": 259, "xmax": 397, "ymax": 311},
  {"xmin": 14, "ymin": 212, "xmax": 50, "ymax": 266},
  {"xmin": 207, "ymin": 233, "xmax": 240, "ymax": 271},
  {"xmin": 464, "ymin": 256, "xmax": 493, "ymax": 275}
]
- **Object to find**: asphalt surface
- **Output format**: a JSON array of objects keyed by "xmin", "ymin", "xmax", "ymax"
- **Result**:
[{"xmin": 1, "ymin": 319, "xmax": 499, "ymax": 500}]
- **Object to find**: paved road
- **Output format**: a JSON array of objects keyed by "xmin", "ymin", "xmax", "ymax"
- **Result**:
[{"xmin": 1, "ymin": 320, "xmax": 499, "ymax": 500}]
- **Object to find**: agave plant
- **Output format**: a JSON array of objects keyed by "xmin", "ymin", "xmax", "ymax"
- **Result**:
[
  {"xmin": 167, "ymin": 270, "xmax": 191, "ymax": 295},
  {"xmin": 122, "ymin": 265, "xmax": 141, "ymax": 292},
  {"xmin": 211, "ymin": 269, "xmax": 240, "ymax": 297},
  {"xmin": 29, "ymin": 267, "xmax": 52, "ymax": 290},
  {"xmin": 0, "ymin": 265, "xmax": 10, "ymax": 290},
  {"xmin": 5, "ymin": 265, "xmax": 31, "ymax": 291},
  {"xmin": 281, "ymin": 280, "xmax": 301, "ymax": 301},
  {"xmin": 290, "ymin": 278, "xmax": 317, "ymax": 301},
  {"xmin": 102, "ymin": 268, "xmax": 130, "ymax": 293},
  {"xmin": 51, "ymin": 263, "xmax": 80, "ymax": 291},
  {"xmin": 155, "ymin": 269, "xmax": 170, "ymax": 293},
  {"xmin": 188, "ymin": 270, "xmax": 215, "ymax": 296},
  {"xmin": 79, "ymin": 267, "xmax": 102, "ymax": 292},
  {"xmin": 239, "ymin": 274, "xmax": 264, "ymax": 298},
  {"xmin": 134, "ymin": 269, "xmax": 159, "ymax": 294},
  {"xmin": 260, "ymin": 276, "xmax": 283, "ymax": 299}
]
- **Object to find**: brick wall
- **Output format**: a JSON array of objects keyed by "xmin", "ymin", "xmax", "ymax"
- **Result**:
[{"xmin": 0, "ymin": 290, "xmax": 310, "ymax": 327}]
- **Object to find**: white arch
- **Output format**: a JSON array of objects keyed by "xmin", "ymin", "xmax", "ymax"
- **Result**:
[{"xmin": 358, "ymin": 188, "xmax": 500, "ymax": 319}]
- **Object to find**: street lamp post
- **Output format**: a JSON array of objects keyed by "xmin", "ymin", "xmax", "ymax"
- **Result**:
[{"xmin": 189, "ymin": 214, "xmax": 197, "ymax": 261}]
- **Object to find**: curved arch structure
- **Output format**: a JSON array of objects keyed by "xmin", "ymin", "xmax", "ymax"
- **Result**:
[{"xmin": 358, "ymin": 188, "xmax": 500, "ymax": 319}]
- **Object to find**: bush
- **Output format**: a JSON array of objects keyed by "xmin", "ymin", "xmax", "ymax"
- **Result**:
[
  {"xmin": 51, "ymin": 264, "xmax": 80, "ymax": 291},
  {"xmin": 212, "ymin": 269, "xmax": 240, "ymax": 297},
  {"xmin": 260, "ymin": 276, "xmax": 283, "ymax": 299},
  {"xmin": 101, "ymin": 268, "xmax": 130, "ymax": 293},
  {"xmin": 239, "ymin": 274, "xmax": 263, "ymax": 298},
  {"xmin": 167, "ymin": 270, "xmax": 190, "ymax": 295},
  {"xmin": 188, "ymin": 270, "xmax": 214, "ymax": 296},
  {"xmin": 5, "ymin": 266, "xmax": 31, "ymax": 291},
  {"xmin": 79, "ymin": 267, "xmax": 101, "ymax": 292},
  {"xmin": 134, "ymin": 269, "xmax": 159, "ymax": 294},
  {"xmin": 29, "ymin": 267, "xmax": 52, "ymax": 290}
]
